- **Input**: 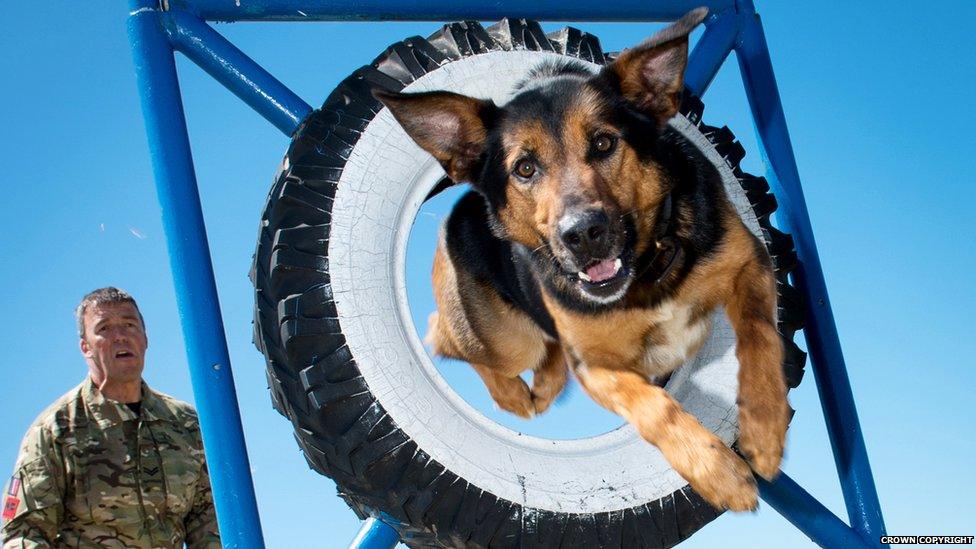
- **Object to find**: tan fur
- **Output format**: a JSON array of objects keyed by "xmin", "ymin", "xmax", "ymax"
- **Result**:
[
  {"xmin": 427, "ymin": 231, "xmax": 566, "ymax": 418},
  {"xmin": 575, "ymin": 365, "xmax": 757, "ymax": 511}
]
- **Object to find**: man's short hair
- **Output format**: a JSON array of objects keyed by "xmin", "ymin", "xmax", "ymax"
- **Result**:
[{"xmin": 75, "ymin": 287, "xmax": 145, "ymax": 338}]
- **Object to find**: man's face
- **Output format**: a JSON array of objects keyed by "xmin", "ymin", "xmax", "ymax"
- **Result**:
[{"xmin": 79, "ymin": 302, "xmax": 148, "ymax": 385}]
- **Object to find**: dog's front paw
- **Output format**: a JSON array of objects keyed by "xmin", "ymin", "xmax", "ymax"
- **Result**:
[
  {"xmin": 492, "ymin": 381, "xmax": 536, "ymax": 419},
  {"xmin": 688, "ymin": 440, "xmax": 758, "ymax": 512},
  {"xmin": 531, "ymin": 372, "xmax": 566, "ymax": 415},
  {"xmin": 531, "ymin": 390, "xmax": 558, "ymax": 415},
  {"xmin": 660, "ymin": 429, "xmax": 758, "ymax": 512},
  {"xmin": 737, "ymin": 396, "xmax": 788, "ymax": 480}
]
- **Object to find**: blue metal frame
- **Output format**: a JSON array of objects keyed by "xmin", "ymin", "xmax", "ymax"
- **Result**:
[{"xmin": 125, "ymin": 1, "xmax": 887, "ymax": 547}]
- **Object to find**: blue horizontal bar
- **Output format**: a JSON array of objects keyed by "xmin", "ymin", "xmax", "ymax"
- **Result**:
[
  {"xmin": 348, "ymin": 518, "xmax": 399, "ymax": 549},
  {"xmin": 163, "ymin": 10, "xmax": 313, "ymax": 136},
  {"xmin": 168, "ymin": 0, "xmax": 736, "ymax": 22},
  {"xmin": 684, "ymin": 8, "xmax": 739, "ymax": 97},
  {"xmin": 759, "ymin": 473, "xmax": 879, "ymax": 549}
]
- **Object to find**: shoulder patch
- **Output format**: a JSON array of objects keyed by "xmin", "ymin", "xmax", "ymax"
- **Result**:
[
  {"xmin": 2, "ymin": 477, "xmax": 20, "ymax": 522},
  {"xmin": 2, "ymin": 495, "xmax": 18, "ymax": 522},
  {"xmin": 6, "ymin": 477, "xmax": 20, "ymax": 496}
]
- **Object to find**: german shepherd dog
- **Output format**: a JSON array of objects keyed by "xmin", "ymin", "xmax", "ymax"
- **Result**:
[{"xmin": 376, "ymin": 8, "xmax": 788, "ymax": 511}]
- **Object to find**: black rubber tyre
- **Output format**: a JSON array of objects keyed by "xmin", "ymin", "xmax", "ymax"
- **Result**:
[{"xmin": 250, "ymin": 19, "xmax": 806, "ymax": 548}]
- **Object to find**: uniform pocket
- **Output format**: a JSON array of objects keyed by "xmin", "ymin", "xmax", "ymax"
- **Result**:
[
  {"xmin": 14, "ymin": 457, "xmax": 63, "ymax": 516},
  {"xmin": 153, "ymin": 425, "xmax": 203, "ymax": 518},
  {"xmin": 70, "ymin": 434, "xmax": 143, "ymax": 526}
]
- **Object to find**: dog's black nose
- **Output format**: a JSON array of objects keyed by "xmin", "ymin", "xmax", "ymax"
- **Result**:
[{"xmin": 559, "ymin": 210, "xmax": 612, "ymax": 258}]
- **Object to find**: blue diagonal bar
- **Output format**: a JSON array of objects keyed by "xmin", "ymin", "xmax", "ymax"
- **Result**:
[
  {"xmin": 685, "ymin": 8, "xmax": 739, "ymax": 97},
  {"xmin": 348, "ymin": 518, "xmax": 399, "ymax": 549},
  {"xmin": 163, "ymin": 10, "xmax": 313, "ymax": 137},
  {"xmin": 126, "ymin": 1, "xmax": 265, "ymax": 546},
  {"xmin": 759, "ymin": 473, "xmax": 879, "ymax": 549},
  {"xmin": 733, "ymin": 0, "xmax": 887, "ymax": 544}
]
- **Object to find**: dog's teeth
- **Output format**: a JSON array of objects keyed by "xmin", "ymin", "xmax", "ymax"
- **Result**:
[
  {"xmin": 613, "ymin": 258, "xmax": 622, "ymax": 272},
  {"xmin": 579, "ymin": 271, "xmax": 592, "ymax": 282}
]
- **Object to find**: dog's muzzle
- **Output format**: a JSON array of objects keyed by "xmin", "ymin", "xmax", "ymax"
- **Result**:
[
  {"xmin": 556, "ymin": 210, "xmax": 632, "ymax": 302},
  {"xmin": 558, "ymin": 210, "xmax": 614, "ymax": 261}
]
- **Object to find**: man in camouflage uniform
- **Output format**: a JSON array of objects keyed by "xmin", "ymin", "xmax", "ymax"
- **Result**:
[{"xmin": 1, "ymin": 288, "xmax": 220, "ymax": 548}]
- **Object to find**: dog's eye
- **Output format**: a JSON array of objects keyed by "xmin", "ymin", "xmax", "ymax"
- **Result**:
[
  {"xmin": 514, "ymin": 159, "xmax": 536, "ymax": 179},
  {"xmin": 592, "ymin": 134, "xmax": 616, "ymax": 155}
]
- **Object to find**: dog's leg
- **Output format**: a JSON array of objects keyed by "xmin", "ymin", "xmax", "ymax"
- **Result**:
[
  {"xmin": 425, "ymin": 312, "xmax": 454, "ymax": 359},
  {"xmin": 575, "ymin": 363, "xmax": 757, "ymax": 511},
  {"xmin": 471, "ymin": 364, "xmax": 536, "ymax": 419},
  {"xmin": 530, "ymin": 343, "xmax": 567, "ymax": 414},
  {"xmin": 727, "ymin": 257, "xmax": 789, "ymax": 480}
]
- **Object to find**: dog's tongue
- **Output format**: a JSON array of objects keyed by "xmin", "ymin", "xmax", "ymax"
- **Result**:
[{"xmin": 586, "ymin": 258, "xmax": 619, "ymax": 283}]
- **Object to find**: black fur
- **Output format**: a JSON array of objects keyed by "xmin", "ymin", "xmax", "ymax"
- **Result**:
[{"xmin": 445, "ymin": 191, "xmax": 558, "ymax": 337}]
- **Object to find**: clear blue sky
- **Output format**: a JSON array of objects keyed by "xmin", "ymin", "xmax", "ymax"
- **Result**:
[{"xmin": 1, "ymin": 2, "xmax": 973, "ymax": 547}]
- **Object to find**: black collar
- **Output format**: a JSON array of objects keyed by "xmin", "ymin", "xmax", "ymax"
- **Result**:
[{"xmin": 634, "ymin": 194, "xmax": 684, "ymax": 285}]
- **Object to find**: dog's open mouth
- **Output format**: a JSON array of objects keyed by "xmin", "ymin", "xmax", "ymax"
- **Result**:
[
  {"xmin": 578, "ymin": 257, "xmax": 623, "ymax": 284},
  {"xmin": 575, "ymin": 254, "xmax": 632, "ymax": 302}
]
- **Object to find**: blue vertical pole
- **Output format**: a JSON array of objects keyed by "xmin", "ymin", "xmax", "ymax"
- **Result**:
[
  {"xmin": 733, "ymin": 0, "xmax": 886, "ymax": 544},
  {"xmin": 126, "ymin": 1, "xmax": 265, "ymax": 547}
]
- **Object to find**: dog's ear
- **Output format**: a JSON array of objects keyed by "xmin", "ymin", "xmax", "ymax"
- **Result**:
[
  {"xmin": 374, "ymin": 89, "xmax": 493, "ymax": 183},
  {"xmin": 602, "ymin": 7, "xmax": 708, "ymax": 127}
]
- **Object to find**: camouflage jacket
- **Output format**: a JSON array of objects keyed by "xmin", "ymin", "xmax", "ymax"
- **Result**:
[{"xmin": 1, "ymin": 380, "xmax": 220, "ymax": 548}]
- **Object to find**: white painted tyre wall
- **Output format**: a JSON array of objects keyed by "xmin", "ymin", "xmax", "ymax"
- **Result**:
[{"xmin": 329, "ymin": 51, "xmax": 762, "ymax": 514}]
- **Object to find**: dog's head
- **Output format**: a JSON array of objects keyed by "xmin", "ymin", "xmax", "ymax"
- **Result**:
[{"xmin": 377, "ymin": 8, "xmax": 707, "ymax": 307}]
